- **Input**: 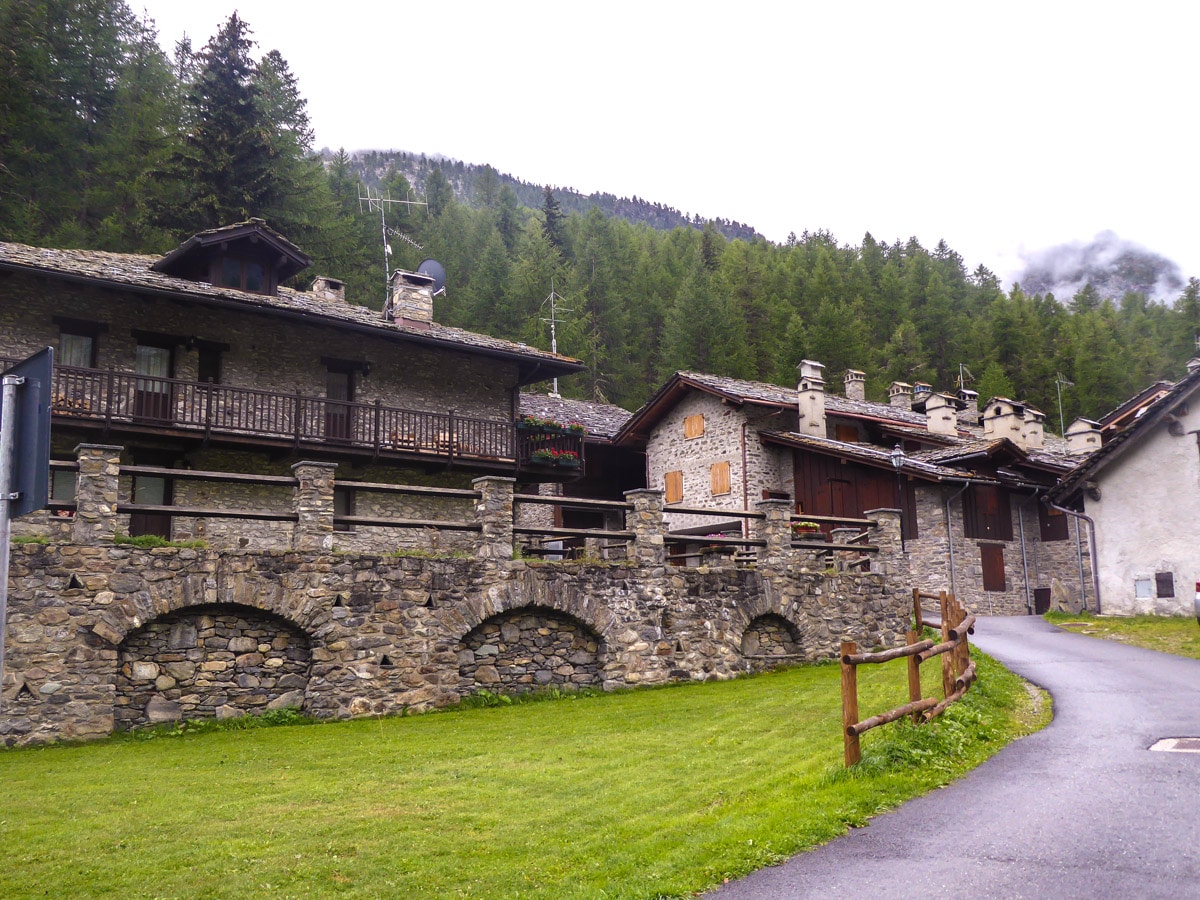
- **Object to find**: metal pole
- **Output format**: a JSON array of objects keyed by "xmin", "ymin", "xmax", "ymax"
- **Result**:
[{"xmin": 0, "ymin": 373, "xmax": 21, "ymax": 712}]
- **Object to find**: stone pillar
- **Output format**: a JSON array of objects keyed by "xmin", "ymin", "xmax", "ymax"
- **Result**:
[
  {"xmin": 72, "ymin": 444, "xmax": 122, "ymax": 543},
  {"xmin": 865, "ymin": 507, "xmax": 905, "ymax": 577},
  {"xmin": 291, "ymin": 461, "xmax": 337, "ymax": 551},
  {"xmin": 754, "ymin": 498, "xmax": 793, "ymax": 564},
  {"xmin": 473, "ymin": 476, "xmax": 515, "ymax": 560},
  {"xmin": 624, "ymin": 489, "xmax": 665, "ymax": 567}
]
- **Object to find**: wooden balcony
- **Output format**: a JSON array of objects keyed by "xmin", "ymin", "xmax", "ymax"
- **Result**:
[{"xmin": 11, "ymin": 359, "xmax": 585, "ymax": 476}]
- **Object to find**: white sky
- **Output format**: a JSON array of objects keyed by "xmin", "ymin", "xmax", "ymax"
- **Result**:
[{"xmin": 134, "ymin": 1, "xmax": 1200, "ymax": 286}]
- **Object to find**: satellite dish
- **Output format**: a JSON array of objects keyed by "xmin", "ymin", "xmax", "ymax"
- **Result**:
[{"xmin": 417, "ymin": 258, "xmax": 447, "ymax": 296}]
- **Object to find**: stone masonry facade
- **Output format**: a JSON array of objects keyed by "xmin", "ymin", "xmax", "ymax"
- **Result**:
[{"xmin": 1, "ymin": 499, "xmax": 911, "ymax": 746}]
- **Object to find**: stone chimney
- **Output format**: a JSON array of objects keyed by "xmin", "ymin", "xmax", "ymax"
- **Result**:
[
  {"xmin": 1065, "ymin": 418, "xmax": 1102, "ymax": 456},
  {"xmin": 388, "ymin": 269, "xmax": 435, "ymax": 325},
  {"xmin": 925, "ymin": 393, "xmax": 959, "ymax": 436},
  {"xmin": 1023, "ymin": 408, "xmax": 1046, "ymax": 450},
  {"xmin": 888, "ymin": 381, "xmax": 913, "ymax": 409},
  {"xmin": 843, "ymin": 369, "xmax": 866, "ymax": 402},
  {"xmin": 911, "ymin": 382, "xmax": 933, "ymax": 409},
  {"xmin": 797, "ymin": 359, "xmax": 827, "ymax": 437},
  {"xmin": 311, "ymin": 276, "xmax": 346, "ymax": 304},
  {"xmin": 957, "ymin": 388, "xmax": 979, "ymax": 425},
  {"xmin": 982, "ymin": 397, "xmax": 1026, "ymax": 447}
]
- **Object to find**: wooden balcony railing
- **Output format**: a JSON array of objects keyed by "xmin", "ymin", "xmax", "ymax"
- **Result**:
[{"xmin": 7, "ymin": 359, "xmax": 584, "ymax": 473}]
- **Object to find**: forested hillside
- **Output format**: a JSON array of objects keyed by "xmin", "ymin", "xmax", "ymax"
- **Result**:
[{"xmin": 3, "ymin": 1, "xmax": 1198, "ymax": 426}]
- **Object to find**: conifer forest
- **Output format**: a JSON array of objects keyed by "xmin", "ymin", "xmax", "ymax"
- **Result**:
[{"xmin": 3, "ymin": 1, "xmax": 1198, "ymax": 424}]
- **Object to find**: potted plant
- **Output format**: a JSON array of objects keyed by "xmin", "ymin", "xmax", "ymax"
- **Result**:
[
  {"xmin": 791, "ymin": 520, "xmax": 822, "ymax": 537},
  {"xmin": 530, "ymin": 448, "xmax": 556, "ymax": 464},
  {"xmin": 566, "ymin": 421, "xmax": 587, "ymax": 436},
  {"xmin": 550, "ymin": 449, "xmax": 581, "ymax": 468}
]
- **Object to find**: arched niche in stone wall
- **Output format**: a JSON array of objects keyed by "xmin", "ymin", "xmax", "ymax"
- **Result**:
[
  {"xmin": 740, "ymin": 613, "xmax": 802, "ymax": 674},
  {"xmin": 457, "ymin": 607, "xmax": 604, "ymax": 695},
  {"xmin": 114, "ymin": 603, "xmax": 312, "ymax": 730}
]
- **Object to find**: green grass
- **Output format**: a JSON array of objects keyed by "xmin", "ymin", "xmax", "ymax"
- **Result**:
[
  {"xmin": 0, "ymin": 652, "xmax": 1046, "ymax": 899},
  {"xmin": 1046, "ymin": 610, "xmax": 1200, "ymax": 659}
]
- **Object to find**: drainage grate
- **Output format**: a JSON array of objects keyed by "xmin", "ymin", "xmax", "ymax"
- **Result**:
[{"xmin": 1149, "ymin": 738, "xmax": 1200, "ymax": 753}]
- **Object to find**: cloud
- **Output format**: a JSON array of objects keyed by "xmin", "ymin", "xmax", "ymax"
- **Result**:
[{"xmin": 1016, "ymin": 231, "xmax": 1185, "ymax": 302}]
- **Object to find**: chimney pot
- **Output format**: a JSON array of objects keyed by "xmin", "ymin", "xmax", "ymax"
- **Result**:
[
  {"xmin": 925, "ymin": 393, "xmax": 959, "ymax": 436},
  {"xmin": 889, "ymin": 381, "xmax": 913, "ymax": 409},
  {"xmin": 844, "ymin": 369, "xmax": 866, "ymax": 402},
  {"xmin": 388, "ymin": 269, "xmax": 435, "ymax": 325},
  {"xmin": 1065, "ymin": 417, "xmax": 1102, "ymax": 456},
  {"xmin": 797, "ymin": 360, "xmax": 827, "ymax": 437},
  {"xmin": 311, "ymin": 276, "xmax": 346, "ymax": 303}
]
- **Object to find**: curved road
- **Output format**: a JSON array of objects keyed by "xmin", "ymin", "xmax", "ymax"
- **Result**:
[{"xmin": 711, "ymin": 615, "xmax": 1200, "ymax": 899}]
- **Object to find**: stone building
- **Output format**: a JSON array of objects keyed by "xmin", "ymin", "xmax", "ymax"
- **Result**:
[
  {"xmin": 0, "ymin": 221, "xmax": 585, "ymax": 551},
  {"xmin": 1049, "ymin": 361, "xmax": 1200, "ymax": 616},
  {"xmin": 616, "ymin": 362, "xmax": 1095, "ymax": 614}
]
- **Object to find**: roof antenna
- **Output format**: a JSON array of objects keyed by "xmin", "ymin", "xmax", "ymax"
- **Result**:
[
  {"xmin": 358, "ymin": 188, "xmax": 427, "ymax": 312},
  {"xmin": 1055, "ymin": 372, "xmax": 1075, "ymax": 436},
  {"xmin": 957, "ymin": 363, "xmax": 974, "ymax": 392},
  {"xmin": 538, "ymin": 278, "xmax": 573, "ymax": 398}
]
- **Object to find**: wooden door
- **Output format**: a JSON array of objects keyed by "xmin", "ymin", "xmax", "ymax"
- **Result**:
[
  {"xmin": 134, "ymin": 344, "xmax": 173, "ymax": 421},
  {"xmin": 325, "ymin": 369, "xmax": 354, "ymax": 441}
]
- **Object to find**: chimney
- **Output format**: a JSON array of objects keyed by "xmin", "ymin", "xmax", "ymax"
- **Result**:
[
  {"xmin": 911, "ymin": 382, "xmax": 933, "ymax": 409},
  {"xmin": 925, "ymin": 393, "xmax": 959, "ymax": 436},
  {"xmin": 843, "ymin": 369, "xmax": 866, "ymax": 402},
  {"xmin": 1065, "ymin": 418, "xmax": 1102, "ymax": 456},
  {"xmin": 957, "ymin": 388, "xmax": 979, "ymax": 425},
  {"xmin": 1023, "ymin": 408, "xmax": 1046, "ymax": 450},
  {"xmin": 797, "ymin": 359, "xmax": 827, "ymax": 437},
  {"xmin": 982, "ymin": 397, "xmax": 1026, "ymax": 447},
  {"xmin": 311, "ymin": 276, "xmax": 346, "ymax": 304},
  {"xmin": 888, "ymin": 381, "xmax": 913, "ymax": 409},
  {"xmin": 387, "ymin": 269, "xmax": 435, "ymax": 326}
]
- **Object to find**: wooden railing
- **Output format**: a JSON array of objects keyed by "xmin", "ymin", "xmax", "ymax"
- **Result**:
[
  {"xmin": 839, "ymin": 590, "xmax": 976, "ymax": 767},
  {"xmin": 8, "ymin": 359, "xmax": 583, "ymax": 473}
]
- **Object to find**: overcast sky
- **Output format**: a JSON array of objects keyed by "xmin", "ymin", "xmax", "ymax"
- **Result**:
[{"xmin": 135, "ymin": 1, "xmax": 1199, "ymax": 287}]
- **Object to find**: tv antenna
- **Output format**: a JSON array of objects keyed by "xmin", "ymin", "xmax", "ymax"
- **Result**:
[
  {"xmin": 538, "ymin": 278, "xmax": 573, "ymax": 398},
  {"xmin": 358, "ymin": 188, "xmax": 427, "ymax": 308},
  {"xmin": 957, "ymin": 363, "xmax": 975, "ymax": 393},
  {"xmin": 1054, "ymin": 372, "xmax": 1075, "ymax": 436}
]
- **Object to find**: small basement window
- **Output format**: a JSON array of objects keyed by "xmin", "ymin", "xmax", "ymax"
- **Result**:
[
  {"xmin": 1135, "ymin": 578, "xmax": 1153, "ymax": 599},
  {"xmin": 1156, "ymin": 572, "xmax": 1175, "ymax": 599}
]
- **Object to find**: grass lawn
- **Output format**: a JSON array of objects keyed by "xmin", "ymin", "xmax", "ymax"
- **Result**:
[
  {"xmin": 1046, "ymin": 611, "xmax": 1200, "ymax": 660},
  {"xmin": 0, "ymin": 649, "xmax": 1047, "ymax": 899}
]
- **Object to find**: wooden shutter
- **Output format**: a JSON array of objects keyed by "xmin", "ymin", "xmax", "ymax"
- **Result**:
[
  {"xmin": 964, "ymin": 485, "xmax": 1013, "ymax": 541},
  {"xmin": 835, "ymin": 424, "xmax": 859, "ymax": 443},
  {"xmin": 683, "ymin": 414, "xmax": 705, "ymax": 439},
  {"xmin": 1038, "ymin": 504, "xmax": 1069, "ymax": 542},
  {"xmin": 1156, "ymin": 572, "xmax": 1175, "ymax": 598},
  {"xmin": 710, "ymin": 461, "xmax": 731, "ymax": 496},
  {"xmin": 981, "ymin": 544, "xmax": 1006, "ymax": 592},
  {"xmin": 665, "ymin": 470, "xmax": 683, "ymax": 504}
]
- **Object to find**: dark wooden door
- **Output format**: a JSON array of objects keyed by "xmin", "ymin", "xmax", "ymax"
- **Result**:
[
  {"xmin": 134, "ymin": 344, "xmax": 173, "ymax": 421},
  {"xmin": 129, "ymin": 473, "xmax": 172, "ymax": 539},
  {"xmin": 325, "ymin": 369, "xmax": 354, "ymax": 441}
]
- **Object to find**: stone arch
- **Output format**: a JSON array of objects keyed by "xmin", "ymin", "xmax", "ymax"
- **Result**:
[
  {"xmin": 740, "ymin": 613, "xmax": 803, "ymax": 673},
  {"xmin": 113, "ymin": 603, "xmax": 312, "ymax": 729},
  {"xmin": 457, "ymin": 606, "xmax": 604, "ymax": 693},
  {"xmin": 92, "ymin": 556, "xmax": 329, "ymax": 648},
  {"xmin": 454, "ymin": 569, "xmax": 620, "ymax": 648}
]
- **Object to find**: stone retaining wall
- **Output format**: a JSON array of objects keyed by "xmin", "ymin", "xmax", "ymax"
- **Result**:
[{"xmin": 1, "ymin": 535, "xmax": 908, "ymax": 747}]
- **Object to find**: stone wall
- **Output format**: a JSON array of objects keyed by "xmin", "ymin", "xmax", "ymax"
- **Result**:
[
  {"xmin": 1, "ymin": 532, "xmax": 909, "ymax": 746},
  {"xmin": 647, "ymin": 393, "xmax": 797, "ymax": 532},
  {"xmin": 906, "ymin": 485, "xmax": 1091, "ymax": 615},
  {"xmin": 0, "ymin": 271, "xmax": 519, "ymax": 425}
]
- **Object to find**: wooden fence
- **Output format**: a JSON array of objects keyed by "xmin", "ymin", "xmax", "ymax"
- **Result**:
[{"xmin": 839, "ymin": 589, "xmax": 976, "ymax": 767}]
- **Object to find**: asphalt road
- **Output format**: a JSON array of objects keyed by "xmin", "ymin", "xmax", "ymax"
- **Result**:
[{"xmin": 710, "ymin": 615, "xmax": 1200, "ymax": 899}]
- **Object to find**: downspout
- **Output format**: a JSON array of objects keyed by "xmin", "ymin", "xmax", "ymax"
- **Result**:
[
  {"xmin": 943, "ymin": 480, "xmax": 970, "ymax": 600},
  {"xmin": 1017, "ymin": 492, "xmax": 1035, "ymax": 615},
  {"xmin": 1047, "ymin": 500, "xmax": 1101, "ymax": 615}
]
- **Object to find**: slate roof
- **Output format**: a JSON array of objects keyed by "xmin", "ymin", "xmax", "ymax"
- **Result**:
[
  {"xmin": 761, "ymin": 432, "xmax": 991, "ymax": 482},
  {"xmin": 0, "ymin": 240, "xmax": 582, "ymax": 379},
  {"xmin": 1049, "ymin": 365, "xmax": 1200, "ymax": 503},
  {"xmin": 519, "ymin": 393, "xmax": 633, "ymax": 442}
]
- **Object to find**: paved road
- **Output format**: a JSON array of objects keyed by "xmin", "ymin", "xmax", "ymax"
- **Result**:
[{"xmin": 711, "ymin": 615, "xmax": 1200, "ymax": 899}]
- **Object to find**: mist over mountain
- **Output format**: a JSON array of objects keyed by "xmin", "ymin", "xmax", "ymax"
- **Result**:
[
  {"xmin": 336, "ymin": 149, "xmax": 763, "ymax": 243},
  {"xmin": 1016, "ymin": 231, "xmax": 1185, "ymax": 302}
]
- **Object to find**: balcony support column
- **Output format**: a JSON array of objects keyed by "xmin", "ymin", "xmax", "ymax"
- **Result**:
[
  {"xmin": 291, "ymin": 461, "xmax": 338, "ymax": 551},
  {"xmin": 624, "ymin": 489, "xmax": 665, "ymax": 568},
  {"xmin": 473, "ymin": 476, "xmax": 515, "ymax": 561},
  {"xmin": 72, "ymin": 444, "xmax": 123, "ymax": 544}
]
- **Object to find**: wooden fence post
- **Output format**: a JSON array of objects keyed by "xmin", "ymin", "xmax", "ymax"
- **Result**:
[
  {"xmin": 841, "ymin": 640, "xmax": 861, "ymax": 767},
  {"xmin": 912, "ymin": 587, "xmax": 923, "ymax": 630},
  {"xmin": 939, "ymin": 591, "xmax": 955, "ymax": 699},
  {"xmin": 906, "ymin": 629, "xmax": 923, "ymax": 723}
]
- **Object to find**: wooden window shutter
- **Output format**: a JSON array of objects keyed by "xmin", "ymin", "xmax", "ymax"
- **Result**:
[
  {"xmin": 1038, "ymin": 504, "xmax": 1069, "ymax": 542},
  {"xmin": 1156, "ymin": 572, "xmax": 1175, "ymax": 598},
  {"xmin": 981, "ymin": 544, "xmax": 1006, "ymax": 592},
  {"xmin": 665, "ymin": 470, "xmax": 683, "ymax": 504},
  {"xmin": 683, "ymin": 414, "xmax": 705, "ymax": 439},
  {"xmin": 835, "ymin": 424, "xmax": 859, "ymax": 443},
  {"xmin": 710, "ymin": 461, "xmax": 731, "ymax": 496}
]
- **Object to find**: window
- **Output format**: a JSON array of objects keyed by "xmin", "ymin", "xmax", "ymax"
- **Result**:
[
  {"xmin": 1038, "ymin": 504, "xmax": 1069, "ymax": 542},
  {"xmin": 683, "ymin": 414, "xmax": 705, "ymax": 439},
  {"xmin": 216, "ymin": 256, "xmax": 269, "ymax": 293},
  {"xmin": 50, "ymin": 467, "xmax": 75, "ymax": 517},
  {"xmin": 334, "ymin": 488, "xmax": 355, "ymax": 532},
  {"xmin": 710, "ymin": 461, "xmax": 731, "ymax": 496},
  {"xmin": 834, "ymin": 424, "xmax": 859, "ymax": 443},
  {"xmin": 1156, "ymin": 572, "xmax": 1175, "ymax": 599},
  {"xmin": 963, "ymin": 485, "xmax": 1013, "ymax": 541},
  {"xmin": 664, "ymin": 470, "xmax": 683, "ymax": 504},
  {"xmin": 981, "ymin": 544, "xmax": 1006, "ymax": 592},
  {"xmin": 1135, "ymin": 578, "xmax": 1153, "ymax": 599},
  {"xmin": 55, "ymin": 317, "xmax": 106, "ymax": 368}
]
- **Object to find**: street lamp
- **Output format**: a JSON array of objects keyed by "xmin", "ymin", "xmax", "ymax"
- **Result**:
[{"xmin": 891, "ymin": 444, "xmax": 906, "ymax": 550}]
